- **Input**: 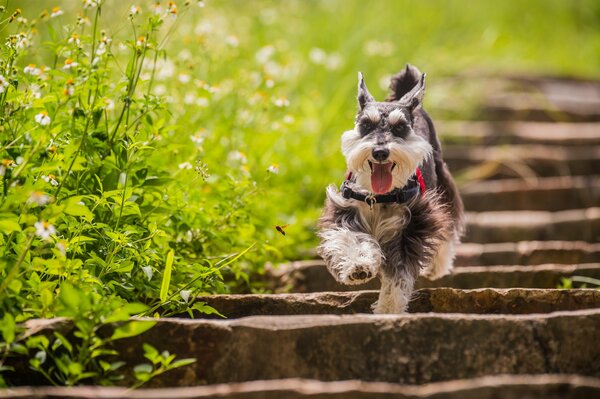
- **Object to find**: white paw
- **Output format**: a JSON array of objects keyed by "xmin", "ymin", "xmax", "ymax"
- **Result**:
[{"xmin": 339, "ymin": 263, "xmax": 377, "ymax": 285}]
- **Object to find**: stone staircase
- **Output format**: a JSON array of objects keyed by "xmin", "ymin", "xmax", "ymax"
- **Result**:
[{"xmin": 2, "ymin": 76, "xmax": 599, "ymax": 398}]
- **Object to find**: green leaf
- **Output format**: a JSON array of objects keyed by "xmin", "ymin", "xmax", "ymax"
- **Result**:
[
  {"xmin": 58, "ymin": 282, "xmax": 80, "ymax": 313},
  {"xmin": 110, "ymin": 321, "xmax": 156, "ymax": 341},
  {"xmin": 63, "ymin": 198, "xmax": 94, "ymax": 221},
  {"xmin": 53, "ymin": 332, "xmax": 73, "ymax": 355},
  {"xmin": 192, "ymin": 302, "xmax": 225, "ymax": 318},
  {"xmin": 160, "ymin": 250, "xmax": 174, "ymax": 302},
  {"xmin": 0, "ymin": 220, "xmax": 21, "ymax": 234},
  {"xmin": 1, "ymin": 313, "xmax": 15, "ymax": 344},
  {"xmin": 171, "ymin": 358, "xmax": 196, "ymax": 368}
]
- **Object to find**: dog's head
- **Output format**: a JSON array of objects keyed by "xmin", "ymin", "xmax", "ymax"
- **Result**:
[{"xmin": 341, "ymin": 68, "xmax": 433, "ymax": 194}]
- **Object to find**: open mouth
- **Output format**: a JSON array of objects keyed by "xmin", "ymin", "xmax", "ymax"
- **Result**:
[{"xmin": 368, "ymin": 161, "xmax": 396, "ymax": 194}]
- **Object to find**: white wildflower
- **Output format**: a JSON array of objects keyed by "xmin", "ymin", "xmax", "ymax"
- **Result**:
[
  {"xmin": 309, "ymin": 48, "xmax": 327, "ymax": 64},
  {"xmin": 228, "ymin": 151, "xmax": 247, "ymax": 164},
  {"xmin": 255, "ymin": 45, "xmax": 275, "ymax": 64},
  {"xmin": 226, "ymin": 35, "xmax": 239, "ymax": 48},
  {"xmin": 50, "ymin": 7, "xmax": 64, "ymax": 18},
  {"xmin": 178, "ymin": 161, "xmax": 193, "ymax": 170},
  {"xmin": 27, "ymin": 191, "xmax": 51, "ymax": 206},
  {"xmin": 190, "ymin": 131, "xmax": 205, "ymax": 146},
  {"xmin": 24, "ymin": 64, "xmax": 41, "ymax": 76},
  {"xmin": 35, "ymin": 221, "xmax": 57, "ymax": 241},
  {"xmin": 42, "ymin": 174, "xmax": 59, "ymax": 186},
  {"xmin": 178, "ymin": 73, "xmax": 191, "ymax": 84},
  {"xmin": 273, "ymin": 97, "xmax": 289, "ymax": 107},
  {"xmin": 130, "ymin": 5, "xmax": 141, "ymax": 15},
  {"xmin": 68, "ymin": 34, "xmax": 80, "ymax": 46},
  {"xmin": 35, "ymin": 111, "xmax": 51, "ymax": 126},
  {"xmin": 62, "ymin": 58, "xmax": 78, "ymax": 70},
  {"xmin": 267, "ymin": 164, "xmax": 279, "ymax": 174}
]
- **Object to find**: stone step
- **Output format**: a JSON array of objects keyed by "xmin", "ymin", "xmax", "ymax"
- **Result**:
[
  {"xmin": 461, "ymin": 176, "xmax": 600, "ymax": 212},
  {"xmin": 243, "ymin": 288, "xmax": 593, "ymax": 316},
  {"xmin": 269, "ymin": 260, "xmax": 600, "ymax": 292},
  {"xmin": 3, "ymin": 375, "xmax": 600, "ymax": 398},
  {"xmin": 481, "ymin": 75, "xmax": 600, "ymax": 122},
  {"xmin": 9, "ymin": 310, "xmax": 600, "ymax": 386},
  {"xmin": 456, "ymin": 241, "xmax": 600, "ymax": 266},
  {"xmin": 190, "ymin": 289, "xmax": 600, "ymax": 318},
  {"xmin": 464, "ymin": 208, "xmax": 600, "ymax": 243},
  {"xmin": 438, "ymin": 120, "xmax": 600, "ymax": 146},
  {"xmin": 444, "ymin": 144, "xmax": 599, "ymax": 178}
]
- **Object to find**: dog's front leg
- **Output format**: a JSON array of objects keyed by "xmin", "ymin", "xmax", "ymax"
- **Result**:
[
  {"xmin": 372, "ymin": 270, "xmax": 415, "ymax": 314},
  {"xmin": 317, "ymin": 227, "xmax": 382, "ymax": 285}
]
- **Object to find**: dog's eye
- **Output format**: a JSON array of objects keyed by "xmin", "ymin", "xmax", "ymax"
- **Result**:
[
  {"xmin": 358, "ymin": 119, "xmax": 376, "ymax": 135},
  {"xmin": 391, "ymin": 124, "xmax": 409, "ymax": 137}
]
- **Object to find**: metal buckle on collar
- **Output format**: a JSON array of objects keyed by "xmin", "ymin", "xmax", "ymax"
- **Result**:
[{"xmin": 365, "ymin": 194, "xmax": 376, "ymax": 209}]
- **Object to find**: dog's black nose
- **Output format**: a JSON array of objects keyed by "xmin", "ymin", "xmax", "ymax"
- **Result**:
[{"xmin": 372, "ymin": 148, "xmax": 389, "ymax": 162}]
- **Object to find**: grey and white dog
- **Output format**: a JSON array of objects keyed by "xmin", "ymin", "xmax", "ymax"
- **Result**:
[{"xmin": 317, "ymin": 65, "xmax": 464, "ymax": 313}]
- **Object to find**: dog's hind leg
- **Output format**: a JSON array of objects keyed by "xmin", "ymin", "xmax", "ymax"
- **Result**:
[
  {"xmin": 421, "ymin": 231, "xmax": 458, "ymax": 280},
  {"xmin": 317, "ymin": 227, "xmax": 382, "ymax": 285},
  {"xmin": 372, "ymin": 270, "xmax": 415, "ymax": 314}
]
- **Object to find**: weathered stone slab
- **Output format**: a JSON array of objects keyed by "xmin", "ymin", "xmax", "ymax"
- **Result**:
[
  {"xmin": 438, "ymin": 120, "xmax": 600, "ymax": 146},
  {"xmin": 444, "ymin": 145, "xmax": 600, "ymax": 178},
  {"xmin": 464, "ymin": 208, "xmax": 600, "ymax": 243},
  {"xmin": 9, "ymin": 310, "xmax": 600, "ymax": 386},
  {"xmin": 461, "ymin": 176, "xmax": 600, "ymax": 212},
  {"xmin": 186, "ymin": 289, "xmax": 600, "ymax": 318},
  {"xmin": 479, "ymin": 76, "xmax": 600, "ymax": 122},
  {"xmin": 456, "ymin": 241, "xmax": 600, "ymax": 266},
  {"xmin": 2, "ymin": 375, "xmax": 600, "ymax": 398},
  {"xmin": 268, "ymin": 260, "xmax": 600, "ymax": 292}
]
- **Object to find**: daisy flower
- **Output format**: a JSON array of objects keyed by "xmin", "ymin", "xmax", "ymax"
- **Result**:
[
  {"xmin": 227, "ymin": 151, "xmax": 247, "ymax": 164},
  {"xmin": 50, "ymin": 7, "xmax": 64, "ymax": 18},
  {"xmin": 190, "ymin": 130, "xmax": 206, "ymax": 146},
  {"xmin": 267, "ymin": 164, "xmax": 280, "ymax": 174},
  {"xmin": 35, "ymin": 111, "xmax": 51, "ymax": 126},
  {"xmin": 273, "ymin": 97, "xmax": 290, "ymax": 107},
  {"xmin": 167, "ymin": 2, "xmax": 177, "ymax": 15},
  {"xmin": 27, "ymin": 191, "xmax": 51, "ymax": 206},
  {"xmin": 0, "ymin": 159, "xmax": 15, "ymax": 177},
  {"xmin": 62, "ymin": 58, "xmax": 78, "ymax": 70},
  {"xmin": 136, "ymin": 36, "xmax": 146, "ymax": 48},
  {"xmin": 35, "ymin": 221, "xmax": 56, "ymax": 241},
  {"xmin": 42, "ymin": 174, "xmax": 59, "ymax": 186},
  {"xmin": 68, "ymin": 34, "xmax": 80, "ymax": 46},
  {"xmin": 130, "ymin": 5, "xmax": 142, "ymax": 15},
  {"xmin": 24, "ymin": 64, "xmax": 41, "ymax": 76},
  {"xmin": 178, "ymin": 161, "xmax": 193, "ymax": 170}
]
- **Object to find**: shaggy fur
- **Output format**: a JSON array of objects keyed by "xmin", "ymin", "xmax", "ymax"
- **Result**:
[{"xmin": 317, "ymin": 64, "xmax": 464, "ymax": 313}]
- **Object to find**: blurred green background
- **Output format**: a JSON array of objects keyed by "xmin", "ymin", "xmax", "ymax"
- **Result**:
[{"xmin": 11, "ymin": 0, "xmax": 600, "ymax": 264}]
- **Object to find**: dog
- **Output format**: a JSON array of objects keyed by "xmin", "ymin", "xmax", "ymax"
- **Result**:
[{"xmin": 317, "ymin": 64, "xmax": 464, "ymax": 313}]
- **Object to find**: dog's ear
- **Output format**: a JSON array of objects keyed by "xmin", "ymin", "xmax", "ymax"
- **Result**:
[
  {"xmin": 398, "ymin": 72, "xmax": 425, "ymax": 113},
  {"xmin": 357, "ymin": 72, "xmax": 375, "ymax": 110}
]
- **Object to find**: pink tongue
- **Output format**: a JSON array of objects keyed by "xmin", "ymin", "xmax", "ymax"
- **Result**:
[{"xmin": 371, "ymin": 163, "xmax": 393, "ymax": 194}]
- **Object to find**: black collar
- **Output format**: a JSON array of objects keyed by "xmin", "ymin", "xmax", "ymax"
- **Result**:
[{"xmin": 340, "ymin": 175, "xmax": 420, "ymax": 208}]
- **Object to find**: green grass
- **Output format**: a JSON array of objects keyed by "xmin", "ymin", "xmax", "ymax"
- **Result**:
[{"xmin": 0, "ymin": 0, "xmax": 599, "ymax": 386}]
